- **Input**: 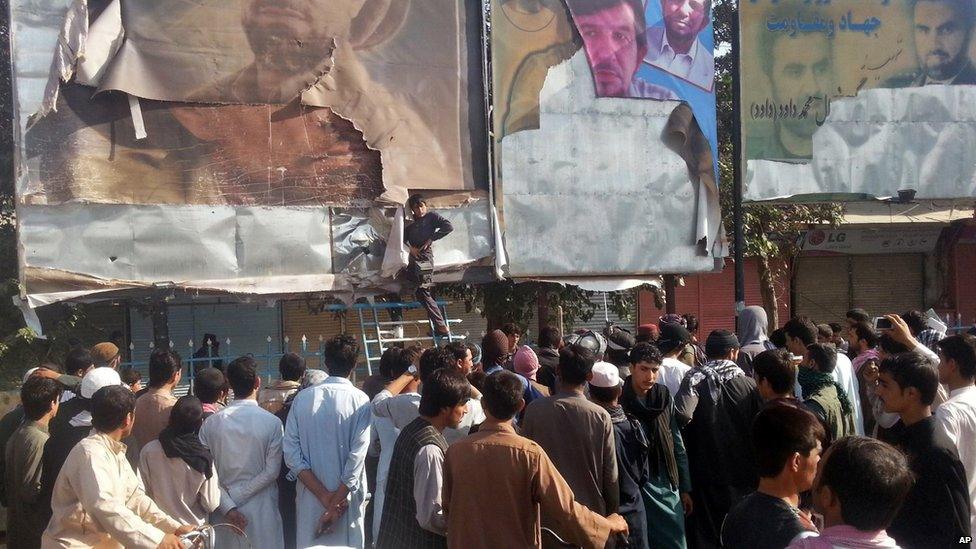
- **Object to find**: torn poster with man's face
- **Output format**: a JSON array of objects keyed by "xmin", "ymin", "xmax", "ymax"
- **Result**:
[{"xmin": 13, "ymin": 0, "xmax": 492, "ymax": 306}]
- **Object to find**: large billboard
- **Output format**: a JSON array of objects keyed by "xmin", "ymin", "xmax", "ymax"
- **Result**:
[
  {"xmin": 13, "ymin": 0, "xmax": 492, "ymax": 306},
  {"xmin": 741, "ymin": 0, "xmax": 976, "ymax": 201},
  {"xmin": 491, "ymin": 0, "xmax": 726, "ymax": 278}
]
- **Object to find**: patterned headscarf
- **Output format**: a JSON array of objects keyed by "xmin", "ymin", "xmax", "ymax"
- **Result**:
[{"xmin": 659, "ymin": 314, "xmax": 686, "ymax": 327}]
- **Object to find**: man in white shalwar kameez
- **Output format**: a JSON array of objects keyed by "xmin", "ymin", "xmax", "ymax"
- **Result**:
[
  {"xmin": 199, "ymin": 356, "xmax": 284, "ymax": 549},
  {"xmin": 285, "ymin": 335, "xmax": 372, "ymax": 548}
]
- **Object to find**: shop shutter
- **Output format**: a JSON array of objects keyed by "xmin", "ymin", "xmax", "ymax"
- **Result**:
[
  {"xmin": 128, "ymin": 300, "xmax": 282, "ymax": 375},
  {"xmin": 577, "ymin": 292, "xmax": 638, "ymax": 334},
  {"xmin": 794, "ymin": 256, "xmax": 851, "ymax": 323},
  {"xmin": 957, "ymin": 243, "xmax": 976, "ymax": 325},
  {"xmin": 851, "ymin": 254, "xmax": 924, "ymax": 317}
]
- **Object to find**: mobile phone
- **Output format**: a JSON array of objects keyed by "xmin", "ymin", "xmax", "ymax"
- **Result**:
[{"xmin": 873, "ymin": 317, "xmax": 893, "ymax": 330}]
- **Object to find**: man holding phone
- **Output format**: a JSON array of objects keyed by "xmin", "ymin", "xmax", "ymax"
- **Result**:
[
  {"xmin": 861, "ymin": 314, "xmax": 949, "ymax": 435},
  {"xmin": 873, "ymin": 317, "xmax": 894, "ymax": 331}
]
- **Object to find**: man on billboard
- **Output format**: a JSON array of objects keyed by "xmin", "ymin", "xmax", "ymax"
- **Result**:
[
  {"xmin": 28, "ymin": 0, "xmax": 425, "ymax": 206},
  {"xmin": 569, "ymin": 0, "xmax": 678, "ymax": 99},
  {"xmin": 888, "ymin": 0, "xmax": 976, "ymax": 86},
  {"xmin": 190, "ymin": 0, "xmax": 404, "ymax": 103},
  {"xmin": 645, "ymin": 0, "xmax": 715, "ymax": 92},
  {"xmin": 753, "ymin": 30, "xmax": 833, "ymax": 160}
]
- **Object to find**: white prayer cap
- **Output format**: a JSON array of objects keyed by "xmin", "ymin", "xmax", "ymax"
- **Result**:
[
  {"xmin": 22, "ymin": 367, "xmax": 39, "ymax": 383},
  {"xmin": 81, "ymin": 367, "xmax": 123, "ymax": 399},
  {"xmin": 589, "ymin": 361, "xmax": 622, "ymax": 388}
]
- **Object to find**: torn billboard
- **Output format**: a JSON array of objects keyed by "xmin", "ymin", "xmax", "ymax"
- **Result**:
[
  {"xmin": 12, "ymin": 0, "xmax": 492, "ymax": 306},
  {"xmin": 741, "ymin": 0, "xmax": 976, "ymax": 201},
  {"xmin": 492, "ymin": 0, "xmax": 725, "ymax": 278}
]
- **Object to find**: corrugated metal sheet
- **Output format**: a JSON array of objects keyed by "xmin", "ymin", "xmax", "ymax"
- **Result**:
[
  {"xmin": 577, "ymin": 292, "xmax": 637, "ymax": 334},
  {"xmin": 795, "ymin": 256, "xmax": 852, "ymax": 323},
  {"xmin": 851, "ymin": 255, "xmax": 924, "ymax": 318}
]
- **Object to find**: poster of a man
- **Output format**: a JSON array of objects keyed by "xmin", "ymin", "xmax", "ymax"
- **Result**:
[
  {"xmin": 645, "ymin": 0, "xmax": 715, "ymax": 91},
  {"xmin": 752, "ymin": 30, "xmax": 833, "ymax": 160},
  {"xmin": 22, "ymin": 0, "xmax": 474, "ymax": 207},
  {"xmin": 741, "ymin": 0, "xmax": 976, "ymax": 201},
  {"xmin": 886, "ymin": 0, "xmax": 976, "ymax": 87},
  {"xmin": 567, "ymin": 0, "xmax": 678, "ymax": 99},
  {"xmin": 189, "ymin": 0, "xmax": 339, "ymax": 103}
]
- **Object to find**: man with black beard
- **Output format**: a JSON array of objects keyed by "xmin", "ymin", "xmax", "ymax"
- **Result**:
[{"xmin": 888, "ymin": 0, "xmax": 976, "ymax": 87}]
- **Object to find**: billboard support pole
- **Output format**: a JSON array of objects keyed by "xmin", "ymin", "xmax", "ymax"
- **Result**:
[
  {"xmin": 665, "ymin": 275, "xmax": 677, "ymax": 314},
  {"xmin": 732, "ymin": 5, "xmax": 746, "ymax": 325},
  {"xmin": 149, "ymin": 291, "xmax": 170, "ymax": 350}
]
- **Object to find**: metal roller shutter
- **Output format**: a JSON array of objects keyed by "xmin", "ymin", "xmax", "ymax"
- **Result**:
[
  {"xmin": 794, "ymin": 254, "xmax": 925, "ymax": 323},
  {"xmin": 578, "ymin": 292, "xmax": 638, "ymax": 334},
  {"xmin": 128, "ymin": 299, "xmax": 283, "ymax": 377},
  {"xmin": 794, "ymin": 256, "xmax": 852, "ymax": 323},
  {"xmin": 851, "ymin": 254, "xmax": 924, "ymax": 317},
  {"xmin": 281, "ymin": 299, "xmax": 486, "ymax": 377},
  {"xmin": 281, "ymin": 300, "xmax": 347, "ymax": 370}
]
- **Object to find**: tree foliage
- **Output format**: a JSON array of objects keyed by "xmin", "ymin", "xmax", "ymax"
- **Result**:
[{"xmin": 440, "ymin": 280, "xmax": 649, "ymax": 335}]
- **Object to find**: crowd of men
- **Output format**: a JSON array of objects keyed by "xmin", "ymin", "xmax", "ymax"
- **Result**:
[{"xmin": 0, "ymin": 306, "xmax": 975, "ymax": 548}]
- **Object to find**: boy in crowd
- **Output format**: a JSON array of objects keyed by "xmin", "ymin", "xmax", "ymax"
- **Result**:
[
  {"xmin": 789, "ymin": 437, "xmax": 913, "ymax": 549},
  {"xmin": 374, "ymin": 369, "xmax": 472, "ymax": 547},
  {"xmin": 442, "ymin": 371, "xmax": 628, "ymax": 548},
  {"xmin": 42, "ymin": 386, "xmax": 194, "ymax": 547},
  {"xmin": 259, "ymin": 353, "xmax": 306, "ymax": 414},
  {"xmin": 875, "ymin": 353, "xmax": 971, "ymax": 547},
  {"xmin": 722, "ymin": 402, "xmax": 823, "ymax": 548},
  {"xmin": 934, "ymin": 334, "xmax": 976, "ymax": 537},
  {"xmin": 193, "ymin": 367, "xmax": 228, "ymax": 419},
  {"xmin": 5, "ymin": 377, "xmax": 61, "ymax": 548},
  {"xmin": 753, "ymin": 349, "xmax": 798, "ymax": 402},
  {"xmin": 589, "ymin": 361, "xmax": 650, "ymax": 548}
]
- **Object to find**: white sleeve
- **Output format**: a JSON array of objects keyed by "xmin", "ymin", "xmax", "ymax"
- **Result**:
[
  {"xmin": 413, "ymin": 445, "xmax": 447, "ymax": 536},
  {"xmin": 913, "ymin": 343, "xmax": 940, "ymax": 366},
  {"xmin": 466, "ymin": 398, "xmax": 486, "ymax": 425},
  {"xmin": 371, "ymin": 390, "xmax": 396, "ymax": 419}
]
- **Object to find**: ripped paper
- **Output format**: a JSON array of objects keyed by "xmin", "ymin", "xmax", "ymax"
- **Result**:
[
  {"xmin": 12, "ymin": 0, "xmax": 491, "ymax": 306},
  {"xmin": 490, "ymin": 0, "xmax": 725, "ymax": 278},
  {"xmin": 741, "ymin": 0, "xmax": 976, "ymax": 201}
]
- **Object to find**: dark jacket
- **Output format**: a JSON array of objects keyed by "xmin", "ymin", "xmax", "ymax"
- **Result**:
[
  {"xmin": 48, "ymin": 396, "xmax": 89, "ymax": 436},
  {"xmin": 536, "ymin": 347, "xmax": 560, "ymax": 393},
  {"xmin": 607, "ymin": 406, "xmax": 649, "ymax": 549},
  {"xmin": 375, "ymin": 417, "xmax": 448, "ymax": 549},
  {"xmin": 884, "ymin": 60, "xmax": 976, "ymax": 88},
  {"xmin": 404, "ymin": 212, "xmax": 453, "ymax": 262},
  {"xmin": 276, "ymin": 394, "xmax": 298, "ymax": 549},
  {"xmin": 888, "ymin": 416, "xmax": 971, "ymax": 549}
]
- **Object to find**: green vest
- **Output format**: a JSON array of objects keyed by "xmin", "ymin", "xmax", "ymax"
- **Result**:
[{"xmin": 808, "ymin": 385, "xmax": 856, "ymax": 441}]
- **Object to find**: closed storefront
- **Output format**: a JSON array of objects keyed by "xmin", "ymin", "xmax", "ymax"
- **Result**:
[
  {"xmin": 128, "ymin": 299, "xmax": 283, "ymax": 378},
  {"xmin": 281, "ymin": 299, "xmax": 488, "ymax": 375},
  {"xmin": 794, "ymin": 254, "xmax": 924, "ymax": 323},
  {"xmin": 578, "ymin": 292, "xmax": 638, "ymax": 334},
  {"xmin": 638, "ymin": 258, "xmax": 792, "ymax": 337}
]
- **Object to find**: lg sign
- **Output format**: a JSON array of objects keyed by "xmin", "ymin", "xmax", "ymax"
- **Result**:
[{"xmin": 808, "ymin": 230, "xmax": 846, "ymax": 247}]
